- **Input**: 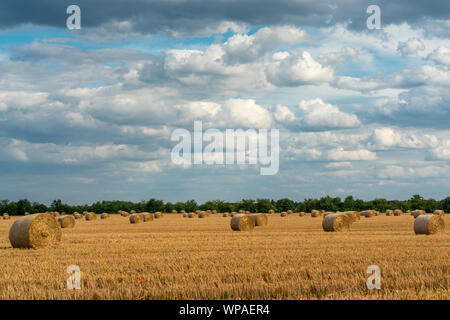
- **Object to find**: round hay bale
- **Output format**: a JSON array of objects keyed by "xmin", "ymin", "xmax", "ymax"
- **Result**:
[
  {"xmin": 268, "ymin": 209, "xmax": 275, "ymax": 215},
  {"xmin": 360, "ymin": 210, "xmax": 375, "ymax": 218},
  {"xmin": 180, "ymin": 210, "xmax": 186, "ymax": 214},
  {"xmin": 119, "ymin": 211, "xmax": 130, "ymax": 217},
  {"xmin": 141, "ymin": 212, "xmax": 153, "ymax": 222},
  {"xmin": 433, "ymin": 210, "xmax": 445, "ymax": 216},
  {"xmin": 298, "ymin": 212, "xmax": 306, "ymax": 217},
  {"xmin": 51, "ymin": 212, "xmax": 60, "ymax": 218},
  {"xmin": 414, "ymin": 214, "xmax": 445, "ymax": 235},
  {"xmin": 343, "ymin": 211, "xmax": 360, "ymax": 222},
  {"xmin": 394, "ymin": 209, "xmax": 403, "ymax": 216},
  {"xmin": 198, "ymin": 211, "xmax": 210, "ymax": 218},
  {"xmin": 230, "ymin": 212, "xmax": 236, "ymax": 217},
  {"xmin": 182, "ymin": 212, "xmax": 187, "ymax": 218},
  {"xmin": 9, "ymin": 213, "xmax": 62, "ymax": 249},
  {"xmin": 411, "ymin": 210, "xmax": 426, "ymax": 219},
  {"xmin": 58, "ymin": 215, "xmax": 75, "ymax": 228},
  {"xmin": 322, "ymin": 213, "xmax": 351, "ymax": 232},
  {"xmin": 287, "ymin": 210, "xmax": 293, "ymax": 215},
  {"xmin": 83, "ymin": 211, "xmax": 89, "ymax": 216},
  {"xmin": 311, "ymin": 210, "xmax": 322, "ymax": 217},
  {"xmin": 24, "ymin": 212, "xmax": 30, "ymax": 216},
  {"xmin": 238, "ymin": 210, "xmax": 245, "ymax": 214},
  {"xmin": 154, "ymin": 212, "xmax": 163, "ymax": 218},
  {"xmin": 100, "ymin": 213, "xmax": 109, "ymax": 219},
  {"xmin": 222, "ymin": 212, "xmax": 229, "ymax": 217},
  {"xmin": 280, "ymin": 212, "xmax": 287, "ymax": 217},
  {"xmin": 172, "ymin": 210, "xmax": 178, "ymax": 214},
  {"xmin": 187, "ymin": 212, "xmax": 197, "ymax": 218},
  {"xmin": 130, "ymin": 210, "xmax": 136, "ymax": 214},
  {"xmin": 85, "ymin": 212, "xmax": 97, "ymax": 221},
  {"xmin": 129, "ymin": 213, "xmax": 144, "ymax": 224},
  {"xmin": 3, "ymin": 213, "xmax": 11, "ymax": 220},
  {"xmin": 385, "ymin": 210, "xmax": 394, "ymax": 216},
  {"xmin": 251, "ymin": 213, "xmax": 268, "ymax": 226},
  {"xmin": 230, "ymin": 214, "xmax": 255, "ymax": 231},
  {"xmin": 212, "ymin": 210, "xmax": 218, "ymax": 214}
]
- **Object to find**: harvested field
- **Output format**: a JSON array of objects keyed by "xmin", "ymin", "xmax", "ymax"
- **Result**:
[{"xmin": 0, "ymin": 214, "xmax": 448, "ymax": 299}]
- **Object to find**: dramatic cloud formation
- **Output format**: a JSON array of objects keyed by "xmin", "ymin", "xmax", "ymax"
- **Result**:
[{"xmin": 0, "ymin": 0, "xmax": 449, "ymax": 203}]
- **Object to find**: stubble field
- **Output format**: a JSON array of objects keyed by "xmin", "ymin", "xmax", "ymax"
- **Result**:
[{"xmin": 0, "ymin": 214, "xmax": 448, "ymax": 300}]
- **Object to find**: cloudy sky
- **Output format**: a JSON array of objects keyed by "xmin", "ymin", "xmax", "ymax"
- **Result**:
[{"xmin": 0, "ymin": 0, "xmax": 449, "ymax": 205}]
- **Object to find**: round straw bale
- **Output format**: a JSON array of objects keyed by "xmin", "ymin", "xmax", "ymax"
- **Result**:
[
  {"xmin": 360, "ymin": 210, "xmax": 375, "ymax": 218},
  {"xmin": 3, "ymin": 213, "xmax": 11, "ymax": 220},
  {"xmin": 433, "ymin": 210, "xmax": 445, "ymax": 216},
  {"xmin": 230, "ymin": 214, "xmax": 255, "ymax": 231},
  {"xmin": 385, "ymin": 210, "xmax": 394, "ymax": 216},
  {"xmin": 212, "ymin": 210, "xmax": 217, "ymax": 214},
  {"xmin": 238, "ymin": 210, "xmax": 245, "ymax": 214},
  {"xmin": 343, "ymin": 211, "xmax": 360, "ymax": 222},
  {"xmin": 394, "ymin": 209, "xmax": 403, "ymax": 216},
  {"xmin": 251, "ymin": 213, "xmax": 268, "ymax": 226},
  {"xmin": 411, "ymin": 210, "xmax": 426, "ymax": 218},
  {"xmin": 414, "ymin": 214, "xmax": 445, "ymax": 235},
  {"xmin": 85, "ymin": 212, "xmax": 97, "ymax": 221},
  {"xmin": 83, "ymin": 211, "xmax": 88, "ymax": 216},
  {"xmin": 141, "ymin": 212, "xmax": 153, "ymax": 221},
  {"xmin": 51, "ymin": 212, "xmax": 60, "ymax": 218},
  {"xmin": 280, "ymin": 211, "xmax": 287, "ymax": 217},
  {"xmin": 180, "ymin": 210, "xmax": 186, "ymax": 214},
  {"xmin": 287, "ymin": 210, "xmax": 293, "ymax": 215},
  {"xmin": 223, "ymin": 212, "xmax": 229, "ymax": 217},
  {"xmin": 172, "ymin": 210, "xmax": 177, "ymax": 214},
  {"xmin": 100, "ymin": 213, "xmax": 109, "ymax": 219},
  {"xmin": 153, "ymin": 212, "xmax": 163, "ymax": 219},
  {"xmin": 24, "ymin": 212, "xmax": 30, "ymax": 216},
  {"xmin": 58, "ymin": 215, "xmax": 76, "ymax": 228},
  {"xmin": 130, "ymin": 210, "xmax": 136, "ymax": 214},
  {"xmin": 198, "ymin": 211, "xmax": 210, "ymax": 218},
  {"xmin": 129, "ymin": 213, "xmax": 144, "ymax": 224},
  {"xmin": 9, "ymin": 213, "xmax": 62, "ymax": 249},
  {"xmin": 120, "ymin": 211, "xmax": 130, "ymax": 217},
  {"xmin": 322, "ymin": 213, "xmax": 351, "ymax": 232},
  {"xmin": 187, "ymin": 212, "xmax": 197, "ymax": 218},
  {"xmin": 268, "ymin": 209, "xmax": 275, "ymax": 214},
  {"xmin": 182, "ymin": 212, "xmax": 187, "ymax": 218},
  {"xmin": 311, "ymin": 210, "xmax": 322, "ymax": 217},
  {"xmin": 299, "ymin": 212, "xmax": 306, "ymax": 216},
  {"xmin": 230, "ymin": 212, "xmax": 236, "ymax": 217}
]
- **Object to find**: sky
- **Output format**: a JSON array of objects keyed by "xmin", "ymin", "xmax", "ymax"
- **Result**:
[{"xmin": 0, "ymin": 0, "xmax": 449, "ymax": 205}]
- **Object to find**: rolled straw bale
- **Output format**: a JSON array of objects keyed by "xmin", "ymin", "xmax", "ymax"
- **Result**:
[
  {"xmin": 251, "ymin": 213, "xmax": 268, "ymax": 226},
  {"xmin": 182, "ymin": 212, "xmax": 187, "ymax": 218},
  {"xmin": 187, "ymin": 212, "xmax": 197, "ymax": 218},
  {"xmin": 433, "ymin": 210, "xmax": 445, "ymax": 217},
  {"xmin": 230, "ymin": 212, "xmax": 236, "ymax": 217},
  {"xmin": 120, "ymin": 211, "xmax": 130, "ymax": 217},
  {"xmin": 153, "ymin": 212, "xmax": 163, "ymax": 219},
  {"xmin": 414, "ymin": 214, "xmax": 445, "ymax": 235},
  {"xmin": 245, "ymin": 211, "xmax": 250, "ymax": 215},
  {"xmin": 406, "ymin": 210, "xmax": 411, "ymax": 215},
  {"xmin": 129, "ymin": 213, "xmax": 143, "ymax": 224},
  {"xmin": 83, "ymin": 211, "xmax": 89, "ymax": 216},
  {"xmin": 394, "ymin": 209, "xmax": 403, "ymax": 216},
  {"xmin": 280, "ymin": 212, "xmax": 287, "ymax": 217},
  {"xmin": 180, "ymin": 210, "xmax": 186, "ymax": 214},
  {"xmin": 212, "ymin": 210, "xmax": 218, "ymax": 214},
  {"xmin": 230, "ymin": 214, "xmax": 255, "ymax": 231},
  {"xmin": 85, "ymin": 212, "xmax": 97, "ymax": 221},
  {"xmin": 344, "ymin": 211, "xmax": 360, "ymax": 222},
  {"xmin": 58, "ymin": 215, "xmax": 76, "ymax": 228},
  {"xmin": 239, "ymin": 210, "xmax": 245, "ymax": 214},
  {"xmin": 140, "ymin": 212, "xmax": 153, "ymax": 222},
  {"xmin": 172, "ymin": 210, "xmax": 177, "ymax": 214},
  {"xmin": 222, "ymin": 212, "xmax": 229, "ymax": 217},
  {"xmin": 299, "ymin": 212, "xmax": 306, "ymax": 217},
  {"xmin": 287, "ymin": 210, "xmax": 293, "ymax": 215},
  {"xmin": 322, "ymin": 213, "xmax": 351, "ymax": 232},
  {"xmin": 3, "ymin": 213, "xmax": 10, "ymax": 220},
  {"xmin": 411, "ymin": 210, "xmax": 426, "ymax": 219},
  {"xmin": 100, "ymin": 213, "xmax": 109, "ymax": 219},
  {"xmin": 360, "ymin": 210, "xmax": 375, "ymax": 218},
  {"xmin": 24, "ymin": 212, "xmax": 30, "ymax": 216},
  {"xmin": 130, "ymin": 210, "xmax": 136, "ymax": 214},
  {"xmin": 9, "ymin": 213, "xmax": 62, "ymax": 249},
  {"xmin": 385, "ymin": 210, "xmax": 394, "ymax": 216},
  {"xmin": 198, "ymin": 211, "xmax": 209, "ymax": 218},
  {"xmin": 269, "ymin": 209, "xmax": 275, "ymax": 215},
  {"xmin": 311, "ymin": 210, "xmax": 322, "ymax": 217}
]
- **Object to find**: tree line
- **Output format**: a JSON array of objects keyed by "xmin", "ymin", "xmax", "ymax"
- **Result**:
[{"xmin": 0, "ymin": 195, "xmax": 449, "ymax": 216}]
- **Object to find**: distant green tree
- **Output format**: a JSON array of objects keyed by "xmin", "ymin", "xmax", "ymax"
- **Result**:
[{"xmin": 256, "ymin": 198, "xmax": 273, "ymax": 213}]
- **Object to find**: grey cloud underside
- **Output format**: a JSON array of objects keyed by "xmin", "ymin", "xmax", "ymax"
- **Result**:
[{"xmin": 1, "ymin": 0, "xmax": 450, "ymax": 34}]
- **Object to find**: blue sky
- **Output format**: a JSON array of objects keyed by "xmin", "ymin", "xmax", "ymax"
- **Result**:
[{"xmin": 0, "ymin": 1, "xmax": 449, "ymax": 205}]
